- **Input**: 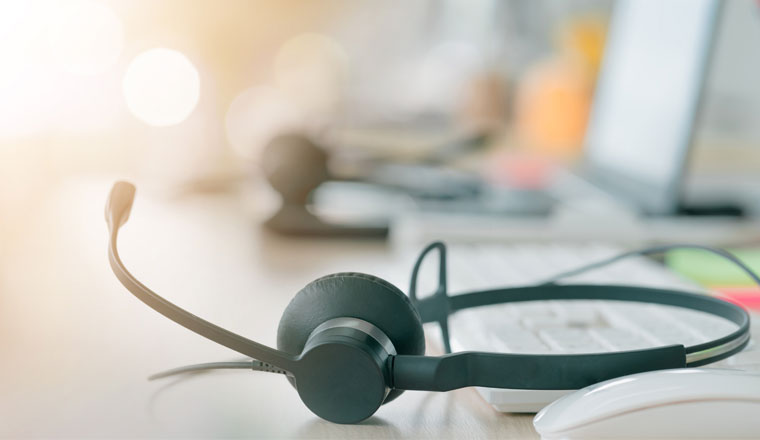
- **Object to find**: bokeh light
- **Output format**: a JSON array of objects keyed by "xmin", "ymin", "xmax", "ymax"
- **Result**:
[
  {"xmin": 47, "ymin": 0, "xmax": 124, "ymax": 76},
  {"xmin": 122, "ymin": 48, "xmax": 200, "ymax": 127}
]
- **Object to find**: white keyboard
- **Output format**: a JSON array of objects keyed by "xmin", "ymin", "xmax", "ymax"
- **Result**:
[
  {"xmin": 450, "ymin": 300, "xmax": 739, "ymax": 354},
  {"xmin": 409, "ymin": 243, "xmax": 760, "ymax": 412}
]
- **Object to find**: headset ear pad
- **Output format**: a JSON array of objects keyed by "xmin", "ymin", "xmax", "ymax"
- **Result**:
[{"xmin": 277, "ymin": 272, "xmax": 425, "ymax": 403}]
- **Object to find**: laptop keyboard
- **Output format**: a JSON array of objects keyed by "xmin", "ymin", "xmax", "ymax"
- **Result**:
[{"xmin": 411, "ymin": 243, "xmax": 759, "ymax": 412}]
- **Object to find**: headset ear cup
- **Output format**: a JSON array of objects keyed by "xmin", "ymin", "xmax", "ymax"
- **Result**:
[{"xmin": 277, "ymin": 272, "xmax": 425, "ymax": 403}]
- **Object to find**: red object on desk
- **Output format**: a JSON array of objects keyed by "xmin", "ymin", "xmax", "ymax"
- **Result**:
[
  {"xmin": 715, "ymin": 287, "xmax": 760, "ymax": 311},
  {"xmin": 486, "ymin": 152, "xmax": 556, "ymax": 189}
]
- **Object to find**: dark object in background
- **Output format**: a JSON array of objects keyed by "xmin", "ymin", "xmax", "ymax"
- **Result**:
[
  {"xmin": 261, "ymin": 133, "xmax": 389, "ymax": 237},
  {"xmin": 261, "ymin": 133, "xmax": 330, "ymax": 207},
  {"xmin": 260, "ymin": 131, "xmax": 498, "ymax": 237},
  {"xmin": 677, "ymin": 202, "xmax": 745, "ymax": 218},
  {"xmin": 260, "ymin": 131, "xmax": 563, "ymax": 238}
]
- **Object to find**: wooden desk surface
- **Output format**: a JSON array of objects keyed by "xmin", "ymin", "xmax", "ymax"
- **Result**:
[{"xmin": 0, "ymin": 178, "xmax": 538, "ymax": 438}]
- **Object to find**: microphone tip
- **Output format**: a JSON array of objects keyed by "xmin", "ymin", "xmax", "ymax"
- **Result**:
[
  {"xmin": 106, "ymin": 181, "xmax": 137, "ymax": 231},
  {"xmin": 113, "ymin": 181, "xmax": 136, "ymax": 198}
]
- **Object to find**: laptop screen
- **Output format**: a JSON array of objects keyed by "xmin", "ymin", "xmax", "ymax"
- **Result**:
[{"xmin": 584, "ymin": 0, "xmax": 720, "ymax": 214}]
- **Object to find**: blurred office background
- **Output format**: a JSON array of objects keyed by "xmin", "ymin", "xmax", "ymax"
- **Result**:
[
  {"xmin": 1, "ymin": 0, "xmax": 760, "ymax": 254},
  {"xmin": 3, "ymin": 3, "xmax": 760, "ymax": 435}
]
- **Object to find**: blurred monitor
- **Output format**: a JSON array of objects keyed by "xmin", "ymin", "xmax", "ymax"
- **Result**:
[{"xmin": 584, "ymin": 0, "xmax": 720, "ymax": 215}]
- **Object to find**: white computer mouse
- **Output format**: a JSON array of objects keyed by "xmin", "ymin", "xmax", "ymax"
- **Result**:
[{"xmin": 533, "ymin": 368, "xmax": 760, "ymax": 439}]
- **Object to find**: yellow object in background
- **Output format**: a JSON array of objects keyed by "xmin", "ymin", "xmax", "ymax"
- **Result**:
[
  {"xmin": 558, "ymin": 14, "xmax": 607, "ymax": 79},
  {"xmin": 514, "ymin": 15, "xmax": 606, "ymax": 159},
  {"xmin": 514, "ymin": 57, "xmax": 592, "ymax": 158}
]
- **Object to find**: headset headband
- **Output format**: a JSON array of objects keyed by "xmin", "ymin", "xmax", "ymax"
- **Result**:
[{"xmin": 391, "ymin": 243, "xmax": 752, "ymax": 391}]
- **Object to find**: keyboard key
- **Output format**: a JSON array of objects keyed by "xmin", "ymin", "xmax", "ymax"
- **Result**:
[
  {"xmin": 589, "ymin": 327, "xmax": 658, "ymax": 351},
  {"xmin": 521, "ymin": 316, "xmax": 569, "ymax": 330},
  {"xmin": 512, "ymin": 302, "xmax": 558, "ymax": 318},
  {"xmin": 538, "ymin": 328, "xmax": 606, "ymax": 353},
  {"xmin": 718, "ymin": 350, "xmax": 760, "ymax": 371},
  {"xmin": 549, "ymin": 301, "xmax": 602, "ymax": 326}
]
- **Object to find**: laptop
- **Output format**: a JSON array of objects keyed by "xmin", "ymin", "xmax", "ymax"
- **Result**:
[
  {"xmin": 391, "ymin": 0, "xmax": 752, "ymax": 246},
  {"xmin": 581, "ymin": 0, "xmax": 719, "ymax": 216}
]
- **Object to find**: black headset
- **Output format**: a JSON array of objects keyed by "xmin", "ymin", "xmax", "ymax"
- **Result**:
[{"xmin": 106, "ymin": 181, "xmax": 755, "ymax": 424}]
